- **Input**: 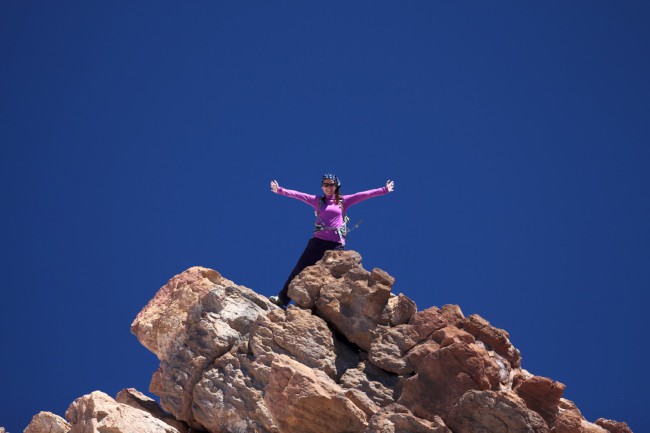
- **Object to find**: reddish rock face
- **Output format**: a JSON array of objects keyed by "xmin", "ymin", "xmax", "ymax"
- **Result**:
[
  {"xmin": 595, "ymin": 418, "xmax": 634, "ymax": 433},
  {"xmin": 446, "ymin": 390, "xmax": 550, "ymax": 433},
  {"xmin": 462, "ymin": 314, "xmax": 522, "ymax": 368},
  {"xmin": 399, "ymin": 341, "xmax": 503, "ymax": 420},
  {"xmin": 25, "ymin": 251, "xmax": 634, "ymax": 433},
  {"xmin": 514, "ymin": 372, "xmax": 566, "ymax": 424}
]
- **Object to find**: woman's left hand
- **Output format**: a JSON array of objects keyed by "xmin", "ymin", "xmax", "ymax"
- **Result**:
[{"xmin": 386, "ymin": 180, "xmax": 395, "ymax": 192}]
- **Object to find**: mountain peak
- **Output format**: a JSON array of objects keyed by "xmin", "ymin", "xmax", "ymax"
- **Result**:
[{"xmin": 21, "ymin": 250, "xmax": 633, "ymax": 433}]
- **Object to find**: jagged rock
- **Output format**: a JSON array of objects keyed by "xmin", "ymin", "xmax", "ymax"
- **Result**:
[
  {"xmin": 291, "ymin": 250, "xmax": 394, "ymax": 351},
  {"xmin": 24, "ymin": 412, "xmax": 70, "ymax": 433},
  {"xmin": 26, "ymin": 250, "xmax": 634, "ymax": 433},
  {"xmin": 462, "ymin": 314, "xmax": 522, "ymax": 368},
  {"xmin": 265, "ymin": 354, "xmax": 370, "ymax": 433},
  {"xmin": 382, "ymin": 293, "xmax": 418, "ymax": 326},
  {"xmin": 399, "ymin": 341, "xmax": 502, "ymax": 420},
  {"xmin": 131, "ymin": 266, "xmax": 274, "ymax": 426},
  {"xmin": 115, "ymin": 388, "xmax": 192, "ymax": 433},
  {"xmin": 367, "ymin": 304, "xmax": 465, "ymax": 375},
  {"xmin": 249, "ymin": 307, "xmax": 356, "ymax": 379},
  {"xmin": 595, "ymin": 419, "xmax": 633, "ymax": 433},
  {"xmin": 288, "ymin": 250, "xmax": 364, "ymax": 308},
  {"xmin": 339, "ymin": 360, "xmax": 400, "ymax": 407},
  {"xmin": 193, "ymin": 352, "xmax": 277, "ymax": 433},
  {"xmin": 553, "ymin": 411, "xmax": 609, "ymax": 433},
  {"xmin": 513, "ymin": 371, "xmax": 566, "ymax": 424},
  {"xmin": 368, "ymin": 324, "xmax": 417, "ymax": 374},
  {"xmin": 365, "ymin": 404, "xmax": 451, "ymax": 433},
  {"xmin": 65, "ymin": 391, "xmax": 180, "ymax": 433},
  {"xmin": 447, "ymin": 390, "xmax": 549, "ymax": 433},
  {"xmin": 430, "ymin": 325, "xmax": 475, "ymax": 347},
  {"xmin": 548, "ymin": 399, "xmax": 610, "ymax": 433}
]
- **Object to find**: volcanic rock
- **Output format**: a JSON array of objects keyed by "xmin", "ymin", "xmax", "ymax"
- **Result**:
[
  {"xmin": 446, "ymin": 389, "xmax": 549, "ymax": 433},
  {"xmin": 595, "ymin": 419, "xmax": 634, "ymax": 433},
  {"xmin": 65, "ymin": 391, "xmax": 180, "ymax": 433},
  {"xmin": 24, "ymin": 412, "xmax": 70, "ymax": 433},
  {"xmin": 23, "ymin": 250, "xmax": 634, "ymax": 433},
  {"xmin": 365, "ymin": 404, "xmax": 451, "ymax": 433}
]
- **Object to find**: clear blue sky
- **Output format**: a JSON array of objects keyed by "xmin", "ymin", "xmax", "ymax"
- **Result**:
[{"xmin": 1, "ymin": 2, "xmax": 648, "ymax": 432}]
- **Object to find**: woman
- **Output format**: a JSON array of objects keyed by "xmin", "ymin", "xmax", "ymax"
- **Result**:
[{"xmin": 269, "ymin": 173, "xmax": 395, "ymax": 308}]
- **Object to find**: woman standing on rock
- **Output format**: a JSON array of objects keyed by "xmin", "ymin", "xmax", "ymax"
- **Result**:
[{"xmin": 269, "ymin": 173, "xmax": 395, "ymax": 308}]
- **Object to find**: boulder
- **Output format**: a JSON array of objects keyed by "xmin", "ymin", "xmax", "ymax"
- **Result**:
[
  {"xmin": 399, "ymin": 341, "xmax": 502, "ymax": 420},
  {"xmin": 365, "ymin": 404, "xmax": 451, "ymax": 433},
  {"xmin": 595, "ymin": 419, "xmax": 634, "ymax": 433},
  {"xmin": 447, "ymin": 390, "xmax": 549, "ymax": 433},
  {"xmin": 264, "ymin": 355, "xmax": 369, "ymax": 433},
  {"xmin": 24, "ymin": 412, "xmax": 70, "ymax": 433},
  {"xmin": 65, "ymin": 391, "xmax": 179, "ymax": 433},
  {"xmin": 131, "ymin": 266, "xmax": 274, "ymax": 425}
]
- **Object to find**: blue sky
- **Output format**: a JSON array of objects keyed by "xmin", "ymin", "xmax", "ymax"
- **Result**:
[{"xmin": 1, "ymin": 2, "xmax": 648, "ymax": 432}]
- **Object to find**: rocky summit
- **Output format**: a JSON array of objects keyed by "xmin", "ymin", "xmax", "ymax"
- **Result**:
[{"xmin": 21, "ymin": 250, "xmax": 633, "ymax": 433}]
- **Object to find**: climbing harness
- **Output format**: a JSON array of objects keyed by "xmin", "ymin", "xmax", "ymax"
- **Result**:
[{"xmin": 313, "ymin": 196, "xmax": 362, "ymax": 242}]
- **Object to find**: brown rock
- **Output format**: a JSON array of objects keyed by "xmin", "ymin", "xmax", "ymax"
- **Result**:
[
  {"xmin": 131, "ymin": 267, "xmax": 273, "ymax": 426},
  {"xmin": 24, "ymin": 412, "xmax": 70, "ymax": 433},
  {"xmin": 65, "ymin": 391, "xmax": 180, "ymax": 433},
  {"xmin": 264, "ymin": 355, "xmax": 369, "ymax": 433},
  {"xmin": 447, "ymin": 390, "xmax": 549, "ymax": 433},
  {"xmin": 365, "ymin": 404, "xmax": 451, "ymax": 433},
  {"xmin": 399, "ymin": 342, "xmax": 501, "ymax": 420},
  {"xmin": 382, "ymin": 293, "xmax": 418, "ymax": 326},
  {"xmin": 367, "ymin": 304, "xmax": 465, "ymax": 375},
  {"xmin": 368, "ymin": 324, "xmax": 418, "ymax": 374},
  {"xmin": 287, "ymin": 265, "xmax": 337, "ymax": 308},
  {"xmin": 431, "ymin": 325, "xmax": 475, "ymax": 347},
  {"xmin": 130, "ymin": 267, "xmax": 228, "ymax": 357},
  {"xmin": 595, "ymin": 419, "xmax": 634, "ymax": 433},
  {"xmin": 249, "ymin": 307, "xmax": 354, "ymax": 379},
  {"xmin": 553, "ymin": 410, "xmax": 609, "ymax": 433},
  {"xmin": 513, "ymin": 372, "xmax": 565, "ymax": 424},
  {"xmin": 193, "ymin": 352, "xmax": 278, "ymax": 433},
  {"xmin": 314, "ymin": 262, "xmax": 393, "ymax": 351},
  {"xmin": 462, "ymin": 314, "xmax": 521, "ymax": 368},
  {"xmin": 339, "ymin": 360, "xmax": 400, "ymax": 407},
  {"xmin": 115, "ymin": 388, "xmax": 191, "ymax": 433}
]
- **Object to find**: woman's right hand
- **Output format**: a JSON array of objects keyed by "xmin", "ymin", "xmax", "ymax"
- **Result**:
[{"xmin": 270, "ymin": 180, "xmax": 279, "ymax": 193}]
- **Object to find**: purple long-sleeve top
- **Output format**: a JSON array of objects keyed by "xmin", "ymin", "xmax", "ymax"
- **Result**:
[{"xmin": 276, "ymin": 186, "xmax": 389, "ymax": 245}]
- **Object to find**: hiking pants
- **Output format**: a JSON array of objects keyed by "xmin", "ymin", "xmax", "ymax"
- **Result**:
[{"xmin": 277, "ymin": 237, "xmax": 344, "ymax": 306}]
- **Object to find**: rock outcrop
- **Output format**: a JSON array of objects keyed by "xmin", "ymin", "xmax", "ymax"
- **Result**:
[{"xmin": 24, "ymin": 250, "xmax": 633, "ymax": 433}]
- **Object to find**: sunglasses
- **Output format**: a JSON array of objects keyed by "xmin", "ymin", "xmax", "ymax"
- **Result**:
[{"xmin": 322, "ymin": 182, "xmax": 337, "ymax": 187}]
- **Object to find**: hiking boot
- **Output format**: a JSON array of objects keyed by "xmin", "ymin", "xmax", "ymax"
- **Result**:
[{"xmin": 269, "ymin": 296, "xmax": 284, "ymax": 308}]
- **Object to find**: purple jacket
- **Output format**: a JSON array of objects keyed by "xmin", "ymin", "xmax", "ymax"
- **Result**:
[{"xmin": 277, "ymin": 186, "xmax": 389, "ymax": 245}]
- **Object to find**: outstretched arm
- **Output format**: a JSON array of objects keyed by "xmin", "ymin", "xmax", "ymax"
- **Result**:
[
  {"xmin": 269, "ymin": 179, "xmax": 319, "ymax": 207},
  {"xmin": 343, "ymin": 179, "xmax": 395, "ymax": 208}
]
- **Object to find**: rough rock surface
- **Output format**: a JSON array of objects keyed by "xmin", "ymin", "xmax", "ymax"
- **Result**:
[
  {"xmin": 24, "ymin": 412, "xmax": 70, "ymax": 433},
  {"xmin": 24, "ymin": 250, "xmax": 634, "ymax": 433},
  {"xmin": 365, "ymin": 404, "xmax": 451, "ymax": 433},
  {"xmin": 447, "ymin": 390, "xmax": 549, "ymax": 433},
  {"xmin": 595, "ymin": 419, "xmax": 634, "ymax": 433},
  {"xmin": 130, "ymin": 266, "xmax": 275, "ymax": 427},
  {"xmin": 65, "ymin": 391, "xmax": 180, "ymax": 433}
]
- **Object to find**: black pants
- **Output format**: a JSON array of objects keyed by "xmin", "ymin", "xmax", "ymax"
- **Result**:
[{"xmin": 278, "ymin": 237, "xmax": 344, "ymax": 306}]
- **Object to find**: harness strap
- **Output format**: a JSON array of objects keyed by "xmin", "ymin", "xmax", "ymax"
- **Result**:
[{"xmin": 314, "ymin": 197, "xmax": 348, "ymax": 242}]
